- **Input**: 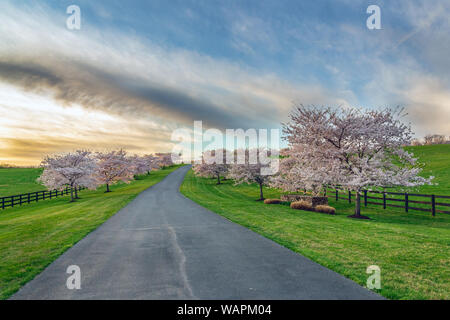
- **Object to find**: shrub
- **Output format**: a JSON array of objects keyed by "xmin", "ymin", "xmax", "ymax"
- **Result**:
[
  {"xmin": 290, "ymin": 201, "xmax": 313, "ymax": 211},
  {"xmin": 315, "ymin": 205, "xmax": 336, "ymax": 215},
  {"xmin": 264, "ymin": 199, "xmax": 281, "ymax": 204}
]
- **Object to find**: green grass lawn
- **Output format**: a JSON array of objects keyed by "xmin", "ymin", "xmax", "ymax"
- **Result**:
[
  {"xmin": 0, "ymin": 165, "xmax": 182, "ymax": 299},
  {"xmin": 181, "ymin": 157, "xmax": 450, "ymax": 300},
  {"xmin": 0, "ymin": 168, "xmax": 44, "ymax": 197},
  {"xmin": 404, "ymin": 144, "xmax": 450, "ymax": 195}
]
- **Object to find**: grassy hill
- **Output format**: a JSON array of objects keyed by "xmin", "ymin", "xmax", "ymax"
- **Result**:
[
  {"xmin": 404, "ymin": 144, "xmax": 450, "ymax": 195},
  {"xmin": 180, "ymin": 144, "xmax": 450, "ymax": 300},
  {"xmin": 0, "ymin": 168, "xmax": 44, "ymax": 197}
]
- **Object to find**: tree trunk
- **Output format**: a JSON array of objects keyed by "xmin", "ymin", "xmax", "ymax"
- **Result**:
[
  {"xmin": 216, "ymin": 174, "xmax": 221, "ymax": 185},
  {"xmin": 106, "ymin": 183, "xmax": 110, "ymax": 192},
  {"xmin": 348, "ymin": 191, "xmax": 370, "ymax": 219},
  {"xmin": 259, "ymin": 183, "xmax": 264, "ymax": 201},
  {"xmin": 70, "ymin": 187, "xmax": 74, "ymax": 202},
  {"xmin": 355, "ymin": 191, "xmax": 361, "ymax": 217},
  {"xmin": 74, "ymin": 186, "xmax": 79, "ymax": 199}
]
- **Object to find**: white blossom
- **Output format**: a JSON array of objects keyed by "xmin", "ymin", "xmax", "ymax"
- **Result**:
[
  {"xmin": 38, "ymin": 150, "xmax": 97, "ymax": 202},
  {"xmin": 279, "ymin": 105, "xmax": 433, "ymax": 217},
  {"xmin": 93, "ymin": 149, "xmax": 135, "ymax": 192}
]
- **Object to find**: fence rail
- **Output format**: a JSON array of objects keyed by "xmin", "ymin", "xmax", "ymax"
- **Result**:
[
  {"xmin": 325, "ymin": 188, "xmax": 450, "ymax": 216},
  {"xmin": 0, "ymin": 186, "xmax": 84, "ymax": 210}
]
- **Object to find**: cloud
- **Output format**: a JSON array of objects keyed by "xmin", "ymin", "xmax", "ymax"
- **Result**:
[
  {"xmin": 228, "ymin": 12, "xmax": 280, "ymax": 54},
  {"xmin": 403, "ymin": 79, "xmax": 450, "ymax": 137},
  {"xmin": 0, "ymin": 1, "xmax": 343, "ymax": 133},
  {"xmin": 0, "ymin": 58, "xmax": 259, "ymax": 129},
  {"xmin": 0, "ymin": 83, "xmax": 178, "ymax": 165},
  {"xmin": 361, "ymin": 55, "xmax": 450, "ymax": 137},
  {"xmin": 1, "ymin": 0, "xmax": 449, "ymax": 166}
]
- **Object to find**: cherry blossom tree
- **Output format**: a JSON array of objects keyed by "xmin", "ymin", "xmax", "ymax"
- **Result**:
[
  {"xmin": 129, "ymin": 155, "xmax": 148, "ymax": 176},
  {"xmin": 155, "ymin": 153, "xmax": 174, "ymax": 167},
  {"xmin": 38, "ymin": 150, "xmax": 97, "ymax": 202},
  {"xmin": 271, "ymin": 145, "xmax": 338, "ymax": 196},
  {"xmin": 282, "ymin": 104, "xmax": 433, "ymax": 219},
  {"xmin": 93, "ymin": 149, "xmax": 135, "ymax": 192},
  {"xmin": 192, "ymin": 149, "xmax": 230, "ymax": 184},
  {"xmin": 129, "ymin": 154, "xmax": 161, "ymax": 176},
  {"xmin": 144, "ymin": 154, "xmax": 161, "ymax": 174},
  {"xmin": 228, "ymin": 148, "xmax": 274, "ymax": 200}
]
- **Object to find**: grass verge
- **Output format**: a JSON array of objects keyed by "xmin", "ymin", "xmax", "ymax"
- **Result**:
[
  {"xmin": 0, "ymin": 165, "xmax": 182, "ymax": 299},
  {"xmin": 180, "ymin": 170, "xmax": 450, "ymax": 300}
]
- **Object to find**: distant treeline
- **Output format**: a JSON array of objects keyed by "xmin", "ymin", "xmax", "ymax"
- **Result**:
[
  {"xmin": 410, "ymin": 134, "xmax": 450, "ymax": 146},
  {"xmin": 0, "ymin": 164, "xmax": 39, "ymax": 169}
]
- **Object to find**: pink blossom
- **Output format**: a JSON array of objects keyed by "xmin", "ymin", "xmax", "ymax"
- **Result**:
[
  {"xmin": 93, "ymin": 149, "xmax": 135, "ymax": 192},
  {"xmin": 279, "ymin": 105, "xmax": 433, "ymax": 218},
  {"xmin": 38, "ymin": 150, "xmax": 97, "ymax": 202}
]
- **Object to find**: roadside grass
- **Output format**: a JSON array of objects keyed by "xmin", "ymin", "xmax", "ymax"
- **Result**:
[
  {"xmin": 0, "ymin": 168, "xmax": 44, "ymax": 197},
  {"xmin": 0, "ymin": 165, "xmax": 182, "ymax": 299},
  {"xmin": 180, "ymin": 170, "xmax": 450, "ymax": 300}
]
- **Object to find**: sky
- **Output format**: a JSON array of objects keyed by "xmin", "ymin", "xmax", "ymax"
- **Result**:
[{"xmin": 0, "ymin": 0, "xmax": 449, "ymax": 165}]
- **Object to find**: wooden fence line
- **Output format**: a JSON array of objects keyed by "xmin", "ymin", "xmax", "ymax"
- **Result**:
[
  {"xmin": 324, "ymin": 188, "xmax": 450, "ymax": 216},
  {"xmin": 0, "ymin": 186, "xmax": 84, "ymax": 210}
]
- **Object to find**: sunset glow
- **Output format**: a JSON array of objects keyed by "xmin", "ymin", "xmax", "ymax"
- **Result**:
[{"xmin": 1, "ymin": 1, "xmax": 449, "ymax": 165}]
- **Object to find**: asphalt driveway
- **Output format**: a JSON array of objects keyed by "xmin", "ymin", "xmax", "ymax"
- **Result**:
[{"xmin": 12, "ymin": 166, "xmax": 381, "ymax": 299}]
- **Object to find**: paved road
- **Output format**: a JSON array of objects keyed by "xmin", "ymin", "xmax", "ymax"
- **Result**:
[{"xmin": 12, "ymin": 166, "xmax": 381, "ymax": 300}]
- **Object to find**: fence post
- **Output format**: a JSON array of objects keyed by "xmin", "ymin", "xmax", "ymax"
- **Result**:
[
  {"xmin": 348, "ymin": 191, "xmax": 351, "ymax": 203},
  {"xmin": 364, "ymin": 190, "xmax": 367, "ymax": 207},
  {"xmin": 11, "ymin": 196, "xmax": 14, "ymax": 208},
  {"xmin": 19, "ymin": 194, "xmax": 22, "ymax": 206},
  {"xmin": 43, "ymin": 191, "xmax": 45, "ymax": 201},
  {"xmin": 405, "ymin": 193, "xmax": 409, "ymax": 213},
  {"xmin": 2, "ymin": 197, "xmax": 4, "ymax": 209},
  {"xmin": 431, "ymin": 195, "xmax": 435, "ymax": 217},
  {"xmin": 335, "ymin": 189, "xmax": 338, "ymax": 201},
  {"xmin": 36, "ymin": 192, "xmax": 39, "ymax": 202},
  {"xmin": 383, "ymin": 193, "xmax": 386, "ymax": 209},
  {"xmin": 28, "ymin": 193, "xmax": 30, "ymax": 204}
]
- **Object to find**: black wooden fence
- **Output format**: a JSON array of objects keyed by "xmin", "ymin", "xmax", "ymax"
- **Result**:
[
  {"xmin": 0, "ymin": 186, "xmax": 84, "ymax": 210},
  {"xmin": 326, "ymin": 189, "xmax": 450, "ymax": 216}
]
